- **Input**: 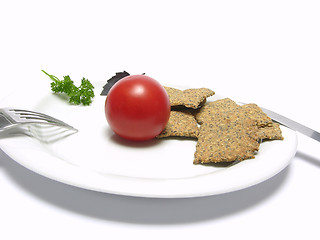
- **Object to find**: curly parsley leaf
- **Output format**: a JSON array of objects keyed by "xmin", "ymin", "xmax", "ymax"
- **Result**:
[
  {"xmin": 42, "ymin": 70, "xmax": 95, "ymax": 106},
  {"xmin": 79, "ymin": 78, "xmax": 95, "ymax": 105}
]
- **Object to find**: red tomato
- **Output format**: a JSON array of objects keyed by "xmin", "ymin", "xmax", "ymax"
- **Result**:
[{"xmin": 105, "ymin": 75, "xmax": 170, "ymax": 141}]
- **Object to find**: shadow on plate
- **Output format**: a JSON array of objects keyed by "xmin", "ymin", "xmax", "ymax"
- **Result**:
[
  {"xmin": 0, "ymin": 147, "xmax": 290, "ymax": 225},
  {"xmin": 105, "ymin": 127, "xmax": 162, "ymax": 148},
  {"xmin": 106, "ymin": 127, "xmax": 203, "ymax": 149},
  {"xmin": 295, "ymin": 151, "xmax": 320, "ymax": 168}
]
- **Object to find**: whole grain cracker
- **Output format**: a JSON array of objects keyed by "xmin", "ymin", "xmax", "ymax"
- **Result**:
[
  {"xmin": 159, "ymin": 87, "xmax": 283, "ymax": 164},
  {"xmin": 241, "ymin": 104, "xmax": 273, "ymax": 127},
  {"xmin": 194, "ymin": 114, "xmax": 260, "ymax": 164},
  {"xmin": 163, "ymin": 86, "xmax": 215, "ymax": 109},
  {"xmin": 193, "ymin": 98, "xmax": 284, "ymax": 164},
  {"xmin": 195, "ymin": 99, "xmax": 283, "ymax": 140},
  {"xmin": 240, "ymin": 103, "xmax": 283, "ymax": 140},
  {"xmin": 195, "ymin": 98, "xmax": 240, "ymax": 124},
  {"xmin": 157, "ymin": 110, "xmax": 199, "ymax": 139},
  {"xmin": 257, "ymin": 122, "xmax": 284, "ymax": 140}
]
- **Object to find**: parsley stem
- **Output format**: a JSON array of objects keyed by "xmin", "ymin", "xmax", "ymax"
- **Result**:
[
  {"xmin": 41, "ymin": 69, "xmax": 60, "ymax": 82},
  {"xmin": 42, "ymin": 70, "xmax": 95, "ymax": 106}
]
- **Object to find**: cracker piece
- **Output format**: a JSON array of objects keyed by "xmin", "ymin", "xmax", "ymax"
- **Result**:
[
  {"xmin": 194, "ymin": 114, "xmax": 260, "ymax": 164},
  {"xmin": 163, "ymin": 86, "xmax": 215, "ymax": 109},
  {"xmin": 241, "ymin": 104, "xmax": 283, "ymax": 140},
  {"xmin": 193, "ymin": 99, "xmax": 283, "ymax": 163},
  {"xmin": 157, "ymin": 110, "xmax": 199, "ymax": 139},
  {"xmin": 241, "ymin": 104, "xmax": 273, "ymax": 127},
  {"xmin": 258, "ymin": 122, "xmax": 284, "ymax": 140},
  {"xmin": 194, "ymin": 98, "xmax": 240, "ymax": 124}
]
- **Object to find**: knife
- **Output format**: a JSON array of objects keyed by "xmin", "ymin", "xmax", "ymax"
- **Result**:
[{"xmin": 259, "ymin": 106, "xmax": 320, "ymax": 142}]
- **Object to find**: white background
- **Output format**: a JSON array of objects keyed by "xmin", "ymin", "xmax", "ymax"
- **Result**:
[{"xmin": 1, "ymin": 0, "xmax": 320, "ymax": 239}]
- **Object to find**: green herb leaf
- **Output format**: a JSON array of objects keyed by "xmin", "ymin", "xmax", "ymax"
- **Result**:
[
  {"xmin": 42, "ymin": 70, "xmax": 95, "ymax": 105},
  {"xmin": 79, "ymin": 78, "xmax": 95, "ymax": 105}
]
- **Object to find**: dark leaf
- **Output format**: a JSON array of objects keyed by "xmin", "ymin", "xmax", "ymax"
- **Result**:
[{"xmin": 100, "ymin": 71, "xmax": 130, "ymax": 96}]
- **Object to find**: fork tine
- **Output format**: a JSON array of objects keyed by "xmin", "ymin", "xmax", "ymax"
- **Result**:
[
  {"xmin": 10, "ymin": 109, "xmax": 77, "ymax": 131},
  {"xmin": 27, "ymin": 120, "xmax": 77, "ymax": 131},
  {"xmin": 12, "ymin": 109, "xmax": 66, "ymax": 124},
  {"xmin": 12, "ymin": 109, "xmax": 62, "ymax": 119}
]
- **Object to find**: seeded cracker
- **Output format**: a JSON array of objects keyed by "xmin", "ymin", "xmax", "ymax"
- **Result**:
[
  {"xmin": 257, "ymin": 123, "xmax": 284, "ymax": 140},
  {"xmin": 241, "ymin": 104, "xmax": 273, "ymax": 127},
  {"xmin": 195, "ymin": 99, "xmax": 284, "ymax": 141},
  {"xmin": 163, "ymin": 86, "xmax": 215, "ymax": 109},
  {"xmin": 194, "ymin": 112, "xmax": 260, "ymax": 164},
  {"xmin": 161, "ymin": 85, "xmax": 283, "ymax": 164},
  {"xmin": 195, "ymin": 98, "xmax": 240, "ymax": 124},
  {"xmin": 241, "ymin": 103, "xmax": 284, "ymax": 140},
  {"xmin": 157, "ymin": 110, "xmax": 199, "ymax": 138}
]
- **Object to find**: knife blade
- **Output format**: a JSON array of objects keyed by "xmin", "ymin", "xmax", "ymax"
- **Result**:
[{"xmin": 259, "ymin": 106, "xmax": 320, "ymax": 142}]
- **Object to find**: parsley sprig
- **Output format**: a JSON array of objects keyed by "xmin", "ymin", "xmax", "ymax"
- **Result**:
[{"xmin": 42, "ymin": 70, "xmax": 95, "ymax": 106}]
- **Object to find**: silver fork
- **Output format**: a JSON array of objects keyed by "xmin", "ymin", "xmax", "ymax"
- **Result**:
[{"xmin": 0, "ymin": 108, "xmax": 77, "ymax": 133}]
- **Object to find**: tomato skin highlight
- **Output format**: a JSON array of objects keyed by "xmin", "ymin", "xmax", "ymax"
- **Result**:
[{"xmin": 105, "ymin": 75, "xmax": 170, "ymax": 141}]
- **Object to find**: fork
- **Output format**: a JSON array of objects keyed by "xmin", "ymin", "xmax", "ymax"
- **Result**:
[{"xmin": 0, "ymin": 108, "xmax": 77, "ymax": 133}]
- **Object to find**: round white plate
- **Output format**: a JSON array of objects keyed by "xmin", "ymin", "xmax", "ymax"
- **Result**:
[{"xmin": 0, "ymin": 81, "xmax": 297, "ymax": 198}]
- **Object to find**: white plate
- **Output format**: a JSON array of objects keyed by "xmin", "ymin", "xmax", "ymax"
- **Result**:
[{"xmin": 0, "ymin": 81, "xmax": 297, "ymax": 198}]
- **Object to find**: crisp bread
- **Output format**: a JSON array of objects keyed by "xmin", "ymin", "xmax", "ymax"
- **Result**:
[
  {"xmin": 160, "ymin": 86, "xmax": 283, "ymax": 164},
  {"xmin": 257, "ymin": 122, "xmax": 284, "ymax": 140},
  {"xmin": 194, "ymin": 98, "xmax": 240, "ymax": 124},
  {"xmin": 195, "ymin": 99, "xmax": 283, "ymax": 141},
  {"xmin": 163, "ymin": 86, "xmax": 215, "ymax": 109},
  {"xmin": 193, "ymin": 98, "xmax": 283, "ymax": 163},
  {"xmin": 194, "ymin": 113, "xmax": 260, "ymax": 164},
  {"xmin": 241, "ymin": 104, "xmax": 273, "ymax": 127},
  {"xmin": 241, "ymin": 103, "xmax": 283, "ymax": 141},
  {"xmin": 157, "ymin": 110, "xmax": 199, "ymax": 139}
]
